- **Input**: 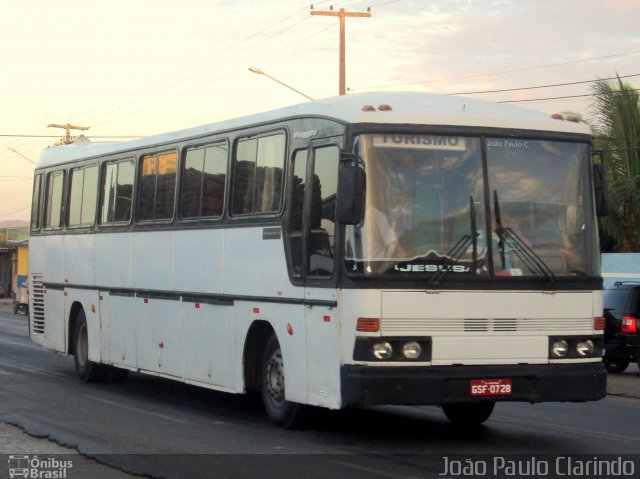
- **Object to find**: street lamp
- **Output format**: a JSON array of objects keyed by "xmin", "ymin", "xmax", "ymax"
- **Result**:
[
  {"xmin": 7, "ymin": 147, "xmax": 36, "ymax": 165},
  {"xmin": 248, "ymin": 67, "xmax": 314, "ymax": 101}
]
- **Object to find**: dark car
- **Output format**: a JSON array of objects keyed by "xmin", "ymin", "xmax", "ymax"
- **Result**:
[{"xmin": 603, "ymin": 281, "xmax": 640, "ymax": 373}]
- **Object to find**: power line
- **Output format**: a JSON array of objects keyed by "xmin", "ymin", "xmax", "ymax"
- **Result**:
[
  {"xmin": 498, "ymin": 88, "xmax": 640, "ymax": 104},
  {"xmin": 451, "ymin": 73, "xmax": 640, "ymax": 96},
  {"xmin": 67, "ymin": 6, "xmax": 313, "ymax": 123},
  {"xmin": 70, "ymin": 6, "xmax": 319, "ymax": 129},
  {"xmin": 350, "ymin": 49, "xmax": 640, "ymax": 90},
  {"xmin": 0, "ymin": 205, "xmax": 30, "ymax": 219},
  {"xmin": 3, "ymin": 73, "xmax": 634, "ymax": 140}
]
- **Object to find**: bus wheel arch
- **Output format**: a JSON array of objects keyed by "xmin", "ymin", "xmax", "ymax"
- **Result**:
[
  {"xmin": 67, "ymin": 301, "xmax": 85, "ymax": 356},
  {"xmin": 243, "ymin": 320, "xmax": 275, "ymax": 392},
  {"xmin": 70, "ymin": 305, "xmax": 106, "ymax": 382}
]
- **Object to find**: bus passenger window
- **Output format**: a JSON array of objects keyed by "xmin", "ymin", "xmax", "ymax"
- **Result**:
[
  {"xmin": 44, "ymin": 171, "xmax": 65, "ymax": 229},
  {"xmin": 31, "ymin": 174, "xmax": 43, "ymax": 230},
  {"xmin": 232, "ymin": 132, "xmax": 285, "ymax": 216},
  {"xmin": 138, "ymin": 151, "xmax": 177, "ymax": 221},
  {"xmin": 68, "ymin": 165, "xmax": 98, "ymax": 227},
  {"xmin": 100, "ymin": 160, "xmax": 134, "ymax": 224},
  {"xmin": 180, "ymin": 142, "xmax": 228, "ymax": 218}
]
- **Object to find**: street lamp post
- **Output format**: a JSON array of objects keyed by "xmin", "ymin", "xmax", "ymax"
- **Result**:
[
  {"xmin": 248, "ymin": 67, "xmax": 314, "ymax": 101},
  {"xmin": 7, "ymin": 147, "xmax": 36, "ymax": 165}
]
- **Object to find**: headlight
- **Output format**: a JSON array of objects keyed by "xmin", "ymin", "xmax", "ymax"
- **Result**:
[
  {"xmin": 551, "ymin": 339, "xmax": 569, "ymax": 358},
  {"xmin": 576, "ymin": 340, "xmax": 595, "ymax": 357},
  {"xmin": 372, "ymin": 341, "xmax": 393, "ymax": 360},
  {"xmin": 402, "ymin": 341, "xmax": 422, "ymax": 359}
]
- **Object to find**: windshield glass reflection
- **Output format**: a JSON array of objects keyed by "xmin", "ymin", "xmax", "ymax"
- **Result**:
[
  {"xmin": 344, "ymin": 134, "xmax": 597, "ymax": 278},
  {"xmin": 487, "ymin": 138, "xmax": 596, "ymax": 277},
  {"xmin": 345, "ymin": 134, "xmax": 487, "ymax": 275}
]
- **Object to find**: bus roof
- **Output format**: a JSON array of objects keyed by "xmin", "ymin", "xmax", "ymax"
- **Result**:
[{"xmin": 37, "ymin": 91, "xmax": 592, "ymax": 168}]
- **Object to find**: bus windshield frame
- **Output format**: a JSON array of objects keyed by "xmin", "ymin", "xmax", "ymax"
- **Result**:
[{"xmin": 344, "ymin": 132, "xmax": 599, "ymax": 283}]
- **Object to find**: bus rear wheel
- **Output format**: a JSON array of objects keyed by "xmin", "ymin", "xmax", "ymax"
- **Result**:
[
  {"xmin": 260, "ymin": 334, "xmax": 308, "ymax": 428},
  {"xmin": 73, "ymin": 309, "xmax": 106, "ymax": 382},
  {"xmin": 442, "ymin": 402, "xmax": 495, "ymax": 426}
]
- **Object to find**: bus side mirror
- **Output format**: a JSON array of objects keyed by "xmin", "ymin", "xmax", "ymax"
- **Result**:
[
  {"xmin": 336, "ymin": 165, "xmax": 365, "ymax": 225},
  {"xmin": 593, "ymin": 163, "xmax": 609, "ymax": 217}
]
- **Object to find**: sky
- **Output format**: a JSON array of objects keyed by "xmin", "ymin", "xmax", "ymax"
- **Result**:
[{"xmin": 1, "ymin": 0, "xmax": 638, "ymax": 223}]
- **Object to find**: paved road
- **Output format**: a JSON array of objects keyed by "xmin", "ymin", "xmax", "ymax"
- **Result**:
[{"xmin": 1, "ymin": 304, "xmax": 640, "ymax": 479}]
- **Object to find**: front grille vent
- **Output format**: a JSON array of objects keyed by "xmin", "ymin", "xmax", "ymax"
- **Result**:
[
  {"xmin": 494, "ymin": 318, "xmax": 518, "ymax": 331},
  {"xmin": 464, "ymin": 318, "xmax": 488, "ymax": 332}
]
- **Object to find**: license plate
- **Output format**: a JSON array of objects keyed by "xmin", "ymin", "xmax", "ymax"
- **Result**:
[{"xmin": 470, "ymin": 378, "xmax": 513, "ymax": 396}]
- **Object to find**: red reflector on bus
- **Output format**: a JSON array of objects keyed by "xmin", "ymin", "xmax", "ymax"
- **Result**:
[
  {"xmin": 357, "ymin": 318, "xmax": 380, "ymax": 332},
  {"xmin": 593, "ymin": 317, "xmax": 605, "ymax": 331}
]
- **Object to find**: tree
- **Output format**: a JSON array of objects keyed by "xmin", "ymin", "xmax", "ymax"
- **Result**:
[{"xmin": 589, "ymin": 76, "xmax": 640, "ymax": 252}]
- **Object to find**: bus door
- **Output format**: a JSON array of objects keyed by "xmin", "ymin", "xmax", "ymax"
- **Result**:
[{"xmin": 289, "ymin": 140, "xmax": 341, "ymax": 408}]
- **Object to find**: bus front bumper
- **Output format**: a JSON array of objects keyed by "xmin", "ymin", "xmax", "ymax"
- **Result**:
[{"xmin": 340, "ymin": 362, "xmax": 606, "ymax": 407}]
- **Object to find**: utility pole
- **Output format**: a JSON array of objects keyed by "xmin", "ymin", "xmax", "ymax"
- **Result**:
[
  {"xmin": 310, "ymin": 5, "xmax": 371, "ymax": 96},
  {"xmin": 47, "ymin": 123, "xmax": 90, "ymax": 145}
]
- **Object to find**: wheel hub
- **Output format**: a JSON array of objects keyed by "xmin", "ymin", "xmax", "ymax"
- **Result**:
[{"xmin": 265, "ymin": 350, "xmax": 285, "ymax": 406}]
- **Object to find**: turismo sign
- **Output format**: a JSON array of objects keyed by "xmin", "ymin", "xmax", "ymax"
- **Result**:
[{"xmin": 373, "ymin": 134, "xmax": 467, "ymax": 151}]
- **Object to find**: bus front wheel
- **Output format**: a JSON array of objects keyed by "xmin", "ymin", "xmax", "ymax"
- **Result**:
[
  {"xmin": 260, "ymin": 334, "xmax": 308, "ymax": 428},
  {"xmin": 604, "ymin": 357, "xmax": 629, "ymax": 374},
  {"xmin": 442, "ymin": 402, "xmax": 495, "ymax": 426},
  {"xmin": 73, "ymin": 309, "xmax": 106, "ymax": 382}
]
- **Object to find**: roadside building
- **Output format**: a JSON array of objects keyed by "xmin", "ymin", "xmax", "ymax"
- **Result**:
[{"xmin": 0, "ymin": 227, "xmax": 29, "ymax": 297}]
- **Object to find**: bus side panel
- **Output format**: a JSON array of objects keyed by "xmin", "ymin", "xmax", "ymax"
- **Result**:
[
  {"xmin": 131, "ymin": 231, "xmax": 173, "ymax": 291},
  {"xmin": 103, "ymin": 292, "xmax": 137, "ymax": 370},
  {"xmin": 225, "ymin": 226, "xmax": 308, "ymax": 402},
  {"xmin": 304, "ymin": 294, "xmax": 341, "ymax": 409},
  {"xmin": 43, "ymin": 289, "xmax": 66, "ymax": 353},
  {"xmin": 224, "ymin": 227, "xmax": 304, "ymax": 300},
  {"xmin": 183, "ymin": 301, "xmax": 235, "ymax": 390},
  {"xmin": 136, "ymin": 296, "xmax": 183, "ymax": 378},
  {"xmin": 44, "ymin": 235, "xmax": 64, "ymax": 285},
  {"xmin": 42, "ymin": 235, "xmax": 65, "ymax": 352},
  {"xmin": 95, "ymin": 232, "xmax": 131, "ymax": 288},
  {"xmin": 29, "ymin": 237, "xmax": 45, "ymax": 274},
  {"xmin": 174, "ymin": 229, "xmax": 224, "ymax": 294},
  {"xmin": 235, "ymin": 302, "xmax": 308, "ymax": 404},
  {"xmin": 63, "ymin": 233, "xmax": 94, "ymax": 286}
]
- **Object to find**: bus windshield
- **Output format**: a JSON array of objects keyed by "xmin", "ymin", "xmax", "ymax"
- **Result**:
[{"xmin": 344, "ymin": 133, "xmax": 598, "ymax": 279}]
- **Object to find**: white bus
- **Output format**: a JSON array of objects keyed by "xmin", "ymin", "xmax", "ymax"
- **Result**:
[{"xmin": 29, "ymin": 92, "xmax": 607, "ymax": 428}]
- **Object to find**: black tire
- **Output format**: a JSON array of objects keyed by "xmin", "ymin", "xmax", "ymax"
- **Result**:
[
  {"xmin": 604, "ymin": 357, "xmax": 629, "ymax": 374},
  {"xmin": 73, "ymin": 309, "xmax": 106, "ymax": 382},
  {"xmin": 260, "ymin": 334, "xmax": 309, "ymax": 428},
  {"xmin": 442, "ymin": 402, "xmax": 495, "ymax": 426}
]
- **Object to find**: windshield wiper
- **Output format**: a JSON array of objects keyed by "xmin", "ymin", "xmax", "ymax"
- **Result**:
[
  {"xmin": 428, "ymin": 196, "xmax": 478, "ymax": 288},
  {"xmin": 493, "ymin": 190, "xmax": 558, "ymax": 287}
]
